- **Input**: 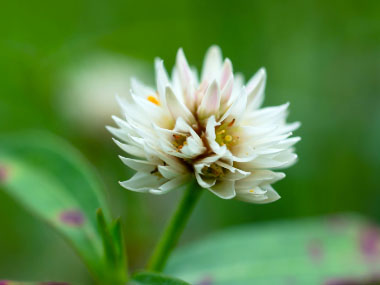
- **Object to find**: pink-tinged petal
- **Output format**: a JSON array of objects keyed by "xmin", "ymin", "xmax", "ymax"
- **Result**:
[
  {"xmin": 246, "ymin": 68, "xmax": 266, "ymax": 110},
  {"xmin": 220, "ymin": 58, "xmax": 233, "ymax": 90},
  {"xmin": 176, "ymin": 48, "xmax": 195, "ymax": 109},
  {"xmin": 208, "ymin": 180, "xmax": 236, "ymax": 199},
  {"xmin": 197, "ymin": 81, "xmax": 221, "ymax": 119},
  {"xmin": 201, "ymin": 45, "xmax": 223, "ymax": 82},
  {"xmin": 165, "ymin": 86, "xmax": 196, "ymax": 124},
  {"xmin": 176, "ymin": 49, "xmax": 193, "ymax": 85},
  {"xmin": 220, "ymin": 76, "xmax": 233, "ymax": 105},
  {"xmin": 219, "ymin": 87, "xmax": 248, "ymax": 123}
]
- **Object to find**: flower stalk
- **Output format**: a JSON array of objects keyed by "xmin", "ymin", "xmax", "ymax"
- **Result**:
[{"xmin": 147, "ymin": 180, "xmax": 203, "ymax": 272}]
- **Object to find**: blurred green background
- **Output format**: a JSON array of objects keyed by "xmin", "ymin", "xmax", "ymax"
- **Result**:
[{"xmin": 0, "ymin": 0, "xmax": 379, "ymax": 283}]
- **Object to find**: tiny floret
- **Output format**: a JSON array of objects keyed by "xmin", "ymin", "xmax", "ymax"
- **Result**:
[{"xmin": 108, "ymin": 46, "xmax": 300, "ymax": 204}]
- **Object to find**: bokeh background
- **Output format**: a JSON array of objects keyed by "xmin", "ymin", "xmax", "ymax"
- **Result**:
[{"xmin": 0, "ymin": 0, "xmax": 379, "ymax": 283}]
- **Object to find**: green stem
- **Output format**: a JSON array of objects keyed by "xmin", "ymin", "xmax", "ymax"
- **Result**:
[{"xmin": 147, "ymin": 180, "xmax": 202, "ymax": 272}]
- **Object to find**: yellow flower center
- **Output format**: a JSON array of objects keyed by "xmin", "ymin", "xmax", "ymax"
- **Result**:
[
  {"xmin": 215, "ymin": 119, "xmax": 239, "ymax": 147},
  {"xmin": 172, "ymin": 134, "xmax": 187, "ymax": 151}
]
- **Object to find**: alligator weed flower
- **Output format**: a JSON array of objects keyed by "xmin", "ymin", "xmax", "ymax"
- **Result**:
[{"xmin": 108, "ymin": 46, "xmax": 300, "ymax": 204}]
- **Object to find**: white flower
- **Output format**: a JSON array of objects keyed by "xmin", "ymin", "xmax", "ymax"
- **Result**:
[{"xmin": 108, "ymin": 46, "xmax": 300, "ymax": 204}]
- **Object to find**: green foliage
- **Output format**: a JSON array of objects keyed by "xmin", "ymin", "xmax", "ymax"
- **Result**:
[
  {"xmin": 130, "ymin": 272, "xmax": 190, "ymax": 285},
  {"xmin": 96, "ymin": 209, "xmax": 128, "ymax": 283},
  {"xmin": 0, "ymin": 132, "xmax": 127, "ymax": 284},
  {"xmin": 166, "ymin": 215, "xmax": 380, "ymax": 285}
]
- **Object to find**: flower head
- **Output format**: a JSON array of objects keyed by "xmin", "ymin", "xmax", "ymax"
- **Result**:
[{"xmin": 108, "ymin": 46, "xmax": 300, "ymax": 203}]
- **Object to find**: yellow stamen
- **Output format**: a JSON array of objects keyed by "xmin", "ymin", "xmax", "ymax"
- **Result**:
[
  {"xmin": 224, "ymin": 135, "xmax": 233, "ymax": 142},
  {"xmin": 147, "ymin": 95, "xmax": 160, "ymax": 106},
  {"xmin": 249, "ymin": 189, "xmax": 255, "ymax": 193}
]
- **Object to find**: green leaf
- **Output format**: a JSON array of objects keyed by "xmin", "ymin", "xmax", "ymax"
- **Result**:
[
  {"xmin": 166, "ymin": 215, "xmax": 380, "ymax": 285},
  {"xmin": 130, "ymin": 272, "xmax": 190, "ymax": 285},
  {"xmin": 96, "ymin": 209, "xmax": 128, "ymax": 282},
  {"xmin": 0, "ymin": 131, "xmax": 111, "ymax": 222},
  {"xmin": 0, "ymin": 132, "xmax": 127, "ymax": 284}
]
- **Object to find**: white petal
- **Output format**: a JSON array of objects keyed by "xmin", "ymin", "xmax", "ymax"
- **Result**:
[
  {"xmin": 239, "ymin": 150, "xmax": 298, "ymax": 170},
  {"xmin": 119, "ymin": 156, "xmax": 157, "ymax": 172},
  {"xmin": 150, "ymin": 175, "xmax": 189, "ymax": 194},
  {"xmin": 208, "ymin": 180, "xmax": 236, "ymax": 199},
  {"xmin": 246, "ymin": 68, "xmax": 266, "ymax": 110},
  {"xmin": 205, "ymin": 116, "xmax": 227, "ymax": 155},
  {"xmin": 235, "ymin": 170, "xmax": 285, "ymax": 190},
  {"xmin": 174, "ymin": 117, "xmax": 204, "ymax": 146},
  {"xmin": 158, "ymin": 165, "xmax": 183, "ymax": 179},
  {"xmin": 245, "ymin": 103, "xmax": 290, "ymax": 126},
  {"xmin": 131, "ymin": 77, "xmax": 155, "ymax": 98},
  {"xmin": 195, "ymin": 172, "xmax": 216, "ymax": 188},
  {"xmin": 201, "ymin": 45, "xmax": 223, "ymax": 82},
  {"xmin": 276, "ymin": 136, "xmax": 301, "ymax": 149},
  {"xmin": 155, "ymin": 59, "xmax": 170, "ymax": 103},
  {"xmin": 197, "ymin": 81, "xmax": 221, "ymax": 119},
  {"xmin": 107, "ymin": 125, "xmax": 130, "ymax": 142},
  {"xmin": 119, "ymin": 172, "xmax": 166, "ymax": 192},
  {"xmin": 181, "ymin": 137, "xmax": 206, "ymax": 157},
  {"xmin": 165, "ymin": 86, "xmax": 196, "ymax": 124},
  {"xmin": 214, "ymin": 161, "xmax": 250, "ymax": 181},
  {"xmin": 236, "ymin": 185, "xmax": 280, "ymax": 204},
  {"xmin": 112, "ymin": 138, "xmax": 145, "ymax": 158}
]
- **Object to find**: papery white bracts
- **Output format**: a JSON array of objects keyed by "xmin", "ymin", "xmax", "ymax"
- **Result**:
[{"xmin": 108, "ymin": 46, "xmax": 300, "ymax": 204}]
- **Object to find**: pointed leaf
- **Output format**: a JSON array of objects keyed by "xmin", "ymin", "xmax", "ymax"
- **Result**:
[{"xmin": 0, "ymin": 132, "xmax": 127, "ymax": 284}]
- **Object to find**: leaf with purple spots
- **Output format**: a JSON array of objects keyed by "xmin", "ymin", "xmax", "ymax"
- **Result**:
[
  {"xmin": 0, "ymin": 132, "xmax": 127, "ymax": 285},
  {"xmin": 165, "ymin": 215, "xmax": 380, "ymax": 285}
]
